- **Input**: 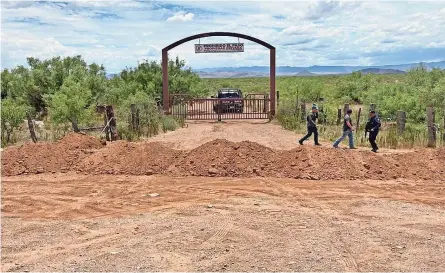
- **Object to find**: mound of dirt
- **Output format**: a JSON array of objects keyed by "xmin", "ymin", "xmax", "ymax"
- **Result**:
[
  {"xmin": 434, "ymin": 148, "xmax": 445, "ymax": 162},
  {"xmin": 1, "ymin": 133, "xmax": 104, "ymax": 176},
  {"xmin": 57, "ymin": 132, "xmax": 104, "ymax": 149},
  {"xmin": 389, "ymin": 149, "xmax": 445, "ymax": 180},
  {"xmin": 176, "ymin": 142, "xmax": 412, "ymax": 180},
  {"xmin": 171, "ymin": 139, "xmax": 277, "ymax": 177},
  {"xmin": 173, "ymin": 141, "xmax": 444, "ymax": 180},
  {"xmin": 276, "ymin": 146, "xmax": 404, "ymax": 180},
  {"xmin": 76, "ymin": 141, "xmax": 181, "ymax": 175},
  {"xmin": 2, "ymin": 137, "xmax": 444, "ymax": 180}
]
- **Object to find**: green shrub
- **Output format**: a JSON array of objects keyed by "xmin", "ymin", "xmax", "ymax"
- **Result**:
[
  {"xmin": 161, "ymin": 116, "xmax": 178, "ymax": 133},
  {"xmin": 117, "ymin": 124, "xmax": 139, "ymax": 142},
  {"xmin": 1, "ymin": 98, "xmax": 27, "ymax": 146}
]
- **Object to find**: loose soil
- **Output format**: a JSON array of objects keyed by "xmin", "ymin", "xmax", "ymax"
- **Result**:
[
  {"xmin": 2, "ymin": 121, "xmax": 445, "ymax": 271},
  {"xmin": 2, "ymin": 123, "xmax": 444, "ymax": 180}
]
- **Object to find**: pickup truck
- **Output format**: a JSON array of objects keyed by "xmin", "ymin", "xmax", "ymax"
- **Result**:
[{"xmin": 212, "ymin": 88, "xmax": 244, "ymax": 113}]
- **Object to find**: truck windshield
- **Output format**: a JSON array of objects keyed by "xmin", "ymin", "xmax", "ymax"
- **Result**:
[{"xmin": 218, "ymin": 92, "xmax": 240, "ymax": 98}]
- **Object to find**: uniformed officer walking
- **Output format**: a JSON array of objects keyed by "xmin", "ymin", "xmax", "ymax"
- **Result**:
[
  {"xmin": 365, "ymin": 110, "xmax": 381, "ymax": 152},
  {"xmin": 299, "ymin": 105, "xmax": 321, "ymax": 146}
]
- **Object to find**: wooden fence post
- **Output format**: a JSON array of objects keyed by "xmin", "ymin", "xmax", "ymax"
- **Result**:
[
  {"xmin": 26, "ymin": 112, "xmax": 37, "ymax": 143},
  {"xmin": 103, "ymin": 111, "xmax": 110, "ymax": 141},
  {"xmin": 318, "ymin": 104, "xmax": 324, "ymax": 124},
  {"xmin": 323, "ymin": 107, "xmax": 328, "ymax": 125},
  {"xmin": 130, "ymin": 104, "xmax": 137, "ymax": 131},
  {"xmin": 427, "ymin": 107, "xmax": 436, "ymax": 147},
  {"xmin": 106, "ymin": 105, "xmax": 118, "ymax": 141},
  {"xmin": 337, "ymin": 108, "xmax": 342, "ymax": 126},
  {"xmin": 276, "ymin": 90, "xmax": 279, "ymax": 106},
  {"xmin": 396, "ymin": 111, "xmax": 406, "ymax": 135},
  {"xmin": 136, "ymin": 107, "xmax": 140, "ymax": 134},
  {"xmin": 442, "ymin": 109, "xmax": 445, "ymax": 141},
  {"xmin": 356, "ymin": 108, "xmax": 362, "ymax": 133},
  {"xmin": 300, "ymin": 103, "xmax": 306, "ymax": 121},
  {"xmin": 343, "ymin": 104, "xmax": 349, "ymax": 117}
]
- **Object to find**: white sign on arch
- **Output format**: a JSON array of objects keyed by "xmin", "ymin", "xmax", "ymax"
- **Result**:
[{"xmin": 195, "ymin": 43, "xmax": 244, "ymax": 53}]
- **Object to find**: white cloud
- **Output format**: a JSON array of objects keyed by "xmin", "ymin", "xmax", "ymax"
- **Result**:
[
  {"xmin": 1, "ymin": 0, "xmax": 445, "ymax": 71},
  {"xmin": 426, "ymin": 41, "xmax": 445, "ymax": 48},
  {"xmin": 305, "ymin": 0, "xmax": 342, "ymax": 20},
  {"xmin": 166, "ymin": 11, "xmax": 194, "ymax": 22},
  {"xmin": 282, "ymin": 23, "xmax": 317, "ymax": 35}
]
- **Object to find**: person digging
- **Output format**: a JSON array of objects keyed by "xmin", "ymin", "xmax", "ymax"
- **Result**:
[{"xmin": 299, "ymin": 105, "xmax": 321, "ymax": 146}]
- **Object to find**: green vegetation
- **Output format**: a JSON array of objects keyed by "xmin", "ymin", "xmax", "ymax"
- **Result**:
[
  {"xmin": 2, "ymin": 55, "xmax": 444, "ymax": 149},
  {"xmin": 1, "ymin": 98, "xmax": 28, "ymax": 146},
  {"xmin": 204, "ymin": 67, "xmax": 445, "ymax": 123},
  {"xmin": 204, "ymin": 67, "xmax": 445, "ymax": 148},
  {"xmin": 1, "ymin": 55, "xmax": 207, "ymax": 146}
]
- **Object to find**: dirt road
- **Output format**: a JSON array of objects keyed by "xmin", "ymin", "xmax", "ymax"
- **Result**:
[
  {"xmin": 2, "ymin": 121, "xmax": 445, "ymax": 271},
  {"xmin": 2, "ymin": 174, "xmax": 445, "ymax": 271},
  {"xmin": 146, "ymin": 120, "xmax": 417, "ymax": 153},
  {"xmin": 147, "ymin": 120, "xmax": 300, "ymax": 150}
]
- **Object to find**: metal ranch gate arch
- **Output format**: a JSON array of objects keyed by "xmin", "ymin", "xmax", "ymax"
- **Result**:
[{"xmin": 162, "ymin": 32, "xmax": 276, "ymax": 117}]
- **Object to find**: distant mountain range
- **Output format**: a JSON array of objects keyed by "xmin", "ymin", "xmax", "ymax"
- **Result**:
[
  {"xmin": 296, "ymin": 70, "xmax": 316, "ymax": 76},
  {"xmin": 358, "ymin": 68, "xmax": 407, "ymax": 75},
  {"xmin": 195, "ymin": 60, "xmax": 445, "ymax": 78}
]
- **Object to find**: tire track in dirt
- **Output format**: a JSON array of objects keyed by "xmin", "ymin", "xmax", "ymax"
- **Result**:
[
  {"xmin": 5, "ymin": 229, "xmax": 121, "ymax": 270},
  {"xmin": 299, "ymin": 197, "xmax": 360, "ymax": 271},
  {"xmin": 261, "ymin": 177, "xmax": 360, "ymax": 271},
  {"xmin": 3, "ymin": 174, "xmax": 445, "ymax": 271},
  {"xmin": 201, "ymin": 210, "xmax": 235, "ymax": 249},
  {"xmin": 196, "ymin": 178, "xmax": 361, "ymax": 271}
]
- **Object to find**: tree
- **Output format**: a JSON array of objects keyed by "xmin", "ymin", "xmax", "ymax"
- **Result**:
[
  {"xmin": 1, "ymin": 98, "xmax": 27, "ymax": 145},
  {"xmin": 1, "ymin": 69, "xmax": 12, "ymax": 99},
  {"xmin": 2, "ymin": 55, "xmax": 208, "ymax": 136},
  {"xmin": 407, "ymin": 64, "xmax": 429, "ymax": 87},
  {"xmin": 2, "ymin": 56, "xmax": 106, "ymax": 117},
  {"xmin": 44, "ymin": 73, "xmax": 92, "ymax": 132},
  {"xmin": 107, "ymin": 56, "xmax": 207, "ymax": 104}
]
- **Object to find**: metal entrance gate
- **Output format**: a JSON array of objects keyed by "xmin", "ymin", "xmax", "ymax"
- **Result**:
[{"xmin": 170, "ymin": 94, "xmax": 270, "ymax": 120}]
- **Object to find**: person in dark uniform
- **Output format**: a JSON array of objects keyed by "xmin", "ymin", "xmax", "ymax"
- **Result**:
[
  {"xmin": 365, "ymin": 110, "xmax": 381, "ymax": 152},
  {"xmin": 299, "ymin": 105, "xmax": 321, "ymax": 146}
]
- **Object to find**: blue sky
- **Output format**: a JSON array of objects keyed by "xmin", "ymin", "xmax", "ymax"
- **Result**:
[{"xmin": 1, "ymin": 0, "xmax": 445, "ymax": 73}]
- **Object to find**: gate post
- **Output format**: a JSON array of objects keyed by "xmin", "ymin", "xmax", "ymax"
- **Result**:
[
  {"xmin": 162, "ymin": 32, "xmax": 275, "ymax": 118},
  {"xmin": 270, "ymin": 48, "xmax": 276, "ymax": 117},
  {"xmin": 162, "ymin": 49, "xmax": 169, "ymax": 114}
]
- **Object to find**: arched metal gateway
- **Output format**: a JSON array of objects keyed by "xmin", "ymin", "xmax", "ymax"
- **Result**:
[{"xmin": 162, "ymin": 32, "xmax": 276, "ymax": 119}]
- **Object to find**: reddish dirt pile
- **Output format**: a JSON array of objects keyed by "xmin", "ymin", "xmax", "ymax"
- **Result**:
[
  {"xmin": 434, "ymin": 147, "xmax": 445, "ymax": 162},
  {"xmin": 171, "ymin": 139, "xmax": 277, "ymax": 177},
  {"xmin": 2, "ymin": 137, "xmax": 444, "ymax": 180},
  {"xmin": 76, "ymin": 141, "xmax": 181, "ymax": 175},
  {"xmin": 1, "ymin": 133, "xmax": 104, "ymax": 176},
  {"xmin": 56, "ymin": 132, "xmax": 105, "ymax": 149}
]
